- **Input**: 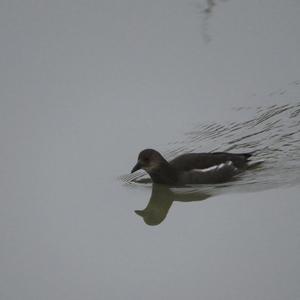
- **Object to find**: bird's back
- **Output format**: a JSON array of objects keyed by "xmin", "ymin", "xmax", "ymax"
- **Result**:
[{"xmin": 169, "ymin": 152, "xmax": 252, "ymax": 171}]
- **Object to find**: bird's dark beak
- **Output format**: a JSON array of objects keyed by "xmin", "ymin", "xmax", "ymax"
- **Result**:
[
  {"xmin": 135, "ymin": 210, "xmax": 146, "ymax": 217},
  {"xmin": 131, "ymin": 161, "xmax": 142, "ymax": 173}
]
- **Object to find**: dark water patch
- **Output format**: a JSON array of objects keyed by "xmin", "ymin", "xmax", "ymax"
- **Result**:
[{"xmin": 192, "ymin": 0, "xmax": 230, "ymax": 42}]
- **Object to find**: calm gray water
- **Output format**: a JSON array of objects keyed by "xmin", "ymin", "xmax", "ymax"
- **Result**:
[{"xmin": 1, "ymin": 0, "xmax": 300, "ymax": 299}]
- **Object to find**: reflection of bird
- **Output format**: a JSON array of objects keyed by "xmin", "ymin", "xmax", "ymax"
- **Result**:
[
  {"xmin": 135, "ymin": 184, "xmax": 210, "ymax": 226},
  {"xmin": 131, "ymin": 149, "xmax": 259, "ymax": 185}
]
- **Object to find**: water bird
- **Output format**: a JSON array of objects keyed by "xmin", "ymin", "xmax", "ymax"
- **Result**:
[{"xmin": 131, "ymin": 149, "xmax": 260, "ymax": 185}]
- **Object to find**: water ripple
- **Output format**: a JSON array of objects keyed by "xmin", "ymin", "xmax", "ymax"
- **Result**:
[{"xmin": 122, "ymin": 101, "xmax": 300, "ymax": 193}]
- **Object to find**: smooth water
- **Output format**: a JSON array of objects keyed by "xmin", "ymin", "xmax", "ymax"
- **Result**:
[{"xmin": 0, "ymin": 0, "xmax": 300, "ymax": 299}]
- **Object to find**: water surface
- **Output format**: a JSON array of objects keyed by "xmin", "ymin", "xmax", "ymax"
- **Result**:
[{"xmin": 0, "ymin": 0, "xmax": 300, "ymax": 299}]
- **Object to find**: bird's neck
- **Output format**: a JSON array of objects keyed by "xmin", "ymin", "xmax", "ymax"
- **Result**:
[{"xmin": 148, "ymin": 161, "xmax": 178, "ymax": 185}]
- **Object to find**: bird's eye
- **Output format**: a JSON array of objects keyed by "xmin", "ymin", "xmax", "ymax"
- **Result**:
[{"xmin": 143, "ymin": 157, "xmax": 149, "ymax": 163}]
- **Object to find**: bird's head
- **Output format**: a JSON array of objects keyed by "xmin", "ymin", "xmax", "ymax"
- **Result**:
[{"xmin": 131, "ymin": 149, "xmax": 165, "ymax": 173}]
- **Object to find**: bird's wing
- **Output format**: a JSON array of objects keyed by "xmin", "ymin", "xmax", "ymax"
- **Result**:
[
  {"xmin": 178, "ymin": 161, "xmax": 239, "ymax": 184},
  {"xmin": 170, "ymin": 152, "xmax": 252, "ymax": 171}
]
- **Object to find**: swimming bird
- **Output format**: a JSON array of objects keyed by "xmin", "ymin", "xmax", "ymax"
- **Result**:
[{"xmin": 131, "ymin": 149, "xmax": 257, "ymax": 185}]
